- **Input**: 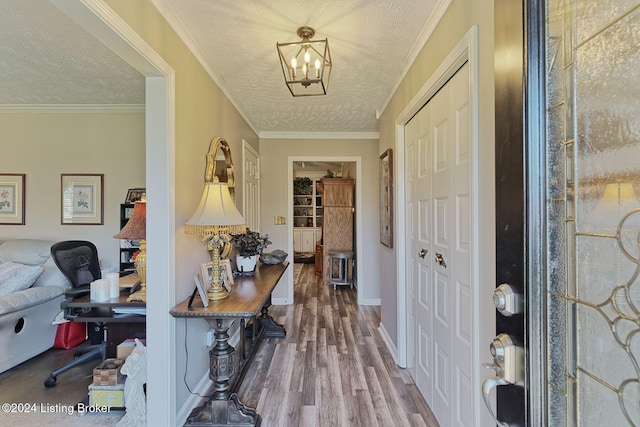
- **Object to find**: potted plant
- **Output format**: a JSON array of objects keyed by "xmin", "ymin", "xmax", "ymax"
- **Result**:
[
  {"xmin": 230, "ymin": 228, "xmax": 272, "ymax": 274},
  {"xmin": 293, "ymin": 177, "xmax": 313, "ymax": 195}
]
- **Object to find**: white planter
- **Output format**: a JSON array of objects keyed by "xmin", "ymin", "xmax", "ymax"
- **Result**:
[{"xmin": 236, "ymin": 255, "xmax": 257, "ymax": 274}]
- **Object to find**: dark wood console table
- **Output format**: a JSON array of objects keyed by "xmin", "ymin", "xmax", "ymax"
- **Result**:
[{"xmin": 170, "ymin": 262, "xmax": 288, "ymax": 427}]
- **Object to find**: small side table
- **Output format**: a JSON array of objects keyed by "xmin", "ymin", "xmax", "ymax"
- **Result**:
[{"xmin": 328, "ymin": 250, "xmax": 354, "ymax": 289}]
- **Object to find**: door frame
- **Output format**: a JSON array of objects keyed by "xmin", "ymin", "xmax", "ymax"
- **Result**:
[
  {"xmin": 50, "ymin": 1, "xmax": 177, "ymax": 424},
  {"xmin": 394, "ymin": 26, "xmax": 485, "ymax": 424},
  {"xmin": 242, "ymin": 139, "xmax": 261, "ymax": 232},
  {"xmin": 287, "ymin": 156, "xmax": 363, "ymax": 304}
]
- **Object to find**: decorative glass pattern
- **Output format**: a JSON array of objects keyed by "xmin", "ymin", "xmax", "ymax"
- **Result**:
[{"xmin": 546, "ymin": 1, "xmax": 640, "ymax": 425}]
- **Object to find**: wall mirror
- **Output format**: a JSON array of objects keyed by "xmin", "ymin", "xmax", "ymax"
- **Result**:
[{"xmin": 205, "ymin": 137, "xmax": 235, "ymax": 201}]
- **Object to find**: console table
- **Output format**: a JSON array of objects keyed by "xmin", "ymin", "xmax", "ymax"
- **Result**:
[{"xmin": 170, "ymin": 262, "xmax": 288, "ymax": 427}]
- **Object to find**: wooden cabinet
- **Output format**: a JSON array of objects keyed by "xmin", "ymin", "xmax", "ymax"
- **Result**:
[
  {"xmin": 294, "ymin": 228, "xmax": 320, "ymax": 253},
  {"xmin": 320, "ymin": 178, "xmax": 355, "ymax": 284},
  {"xmin": 315, "ymin": 244, "xmax": 323, "ymax": 277}
]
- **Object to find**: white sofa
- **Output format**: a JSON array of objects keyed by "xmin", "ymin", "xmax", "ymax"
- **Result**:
[{"xmin": 0, "ymin": 239, "xmax": 70, "ymax": 373}]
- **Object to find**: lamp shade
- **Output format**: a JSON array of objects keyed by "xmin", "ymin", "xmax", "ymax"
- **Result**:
[
  {"xmin": 114, "ymin": 201, "xmax": 146, "ymax": 240},
  {"xmin": 185, "ymin": 182, "xmax": 245, "ymax": 236}
]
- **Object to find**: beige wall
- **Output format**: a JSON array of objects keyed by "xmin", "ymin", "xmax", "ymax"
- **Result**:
[
  {"xmin": 105, "ymin": 0, "xmax": 259, "ymax": 415},
  {"xmin": 0, "ymin": 112, "xmax": 145, "ymax": 269},
  {"xmin": 378, "ymin": 0, "xmax": 496, "ymax": 348},
  {"xmin": 259, "ymin": 138, "xmax": 381, "ymax": 302}
]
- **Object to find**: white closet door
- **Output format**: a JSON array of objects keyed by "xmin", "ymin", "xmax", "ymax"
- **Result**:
[{"xmin": 406, "ymin": 62, "xmax": 473, "ymax": 426}]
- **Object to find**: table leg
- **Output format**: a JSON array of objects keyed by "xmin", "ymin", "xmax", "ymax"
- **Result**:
[
  {"xmin": 258, "ymin": 295, "xmax": 286, "ymax": 338},
  {"xmin": 185, "ymin": 319, "xmax": 260, "ymax": 427}
]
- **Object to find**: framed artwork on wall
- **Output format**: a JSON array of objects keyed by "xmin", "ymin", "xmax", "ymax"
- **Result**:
[
  {"xmin": 61, "ymin": 174, "xmax": 104, "ymax": 225},
  {"xmin": 0, "ymin": 174, "xmax": 25, "ymax": 225},
  {"xmin": 379, "ymin": 149, "xmax": 393, "ymax": 248}
]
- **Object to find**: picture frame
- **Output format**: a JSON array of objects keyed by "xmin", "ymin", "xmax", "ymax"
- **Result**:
[
  {"xmin": 220, "ymin": 259, "xmax": 234, "ymax": 286},
  {"xmin": 61, "ymin": 174, "xmax": 104, "ymax": 225},
  {"xmin": 125, "ymin": 188, "xmax": 146, "ymax": 203},
  {"xmin": 200, "ymin": 261, "xmax": 214, "ymax": 288},
  {"xmin": 379, "ymin": 149, "xmax": 393, "ymax": 248},
  {"xmin": 0, "ymin": 174, "xmax": 25, "ymax": 225},
  {"xmin": 194, "ymin": 274, "xmax": 209, "ymax": 308}
]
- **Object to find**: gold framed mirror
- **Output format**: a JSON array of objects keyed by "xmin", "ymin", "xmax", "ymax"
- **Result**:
[{"xmin": 205, "ymin": 137, "xmax": 235, "ymax": 201}]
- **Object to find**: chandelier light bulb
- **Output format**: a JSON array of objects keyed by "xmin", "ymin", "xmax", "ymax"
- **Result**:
[
  {"xmin": 304, "ymin": 50, "xmax": 311, "ymax": 64},
  {"xmin": 315, "ymin": 59, "xmax": 321, "ymax": 78},
  {"xmin": 291, "ymin": 58, "xmax": 297, "ymax": 77}
]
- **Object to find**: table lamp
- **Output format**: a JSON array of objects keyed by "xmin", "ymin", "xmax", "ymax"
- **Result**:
[
  {"xmin": 185, "ymin": 181, "xmax": 245, "ymax": 300},
  {"xmin": 114, "ymin": 200, "xmax": 147, "ymax": 302}
]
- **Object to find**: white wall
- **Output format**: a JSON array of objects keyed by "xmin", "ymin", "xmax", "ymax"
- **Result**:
[
  {"xmin": 0, "ymin": 112, "xmax": 145, "ymax": 270},
  {"xmin": 259, "ymin": 138, "xmax": 381, "ymax": 303}
]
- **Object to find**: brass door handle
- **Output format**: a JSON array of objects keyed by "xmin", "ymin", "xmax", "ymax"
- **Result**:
[
  {"xmin": 418, "ymin": 248, "xmax": 428, "ymax": 258},
  {"xmin": 435, "ymin": 252, "xmax": 447, "ymax": 268}
]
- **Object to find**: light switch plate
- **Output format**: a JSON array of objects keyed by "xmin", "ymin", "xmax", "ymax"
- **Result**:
[{"xmin": 274, "ymin": 216, "xmax": 286, "ymax": 225}]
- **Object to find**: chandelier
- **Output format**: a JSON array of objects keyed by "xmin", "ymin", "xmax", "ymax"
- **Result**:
[{"xmin": 277, "ymin": 26, "xmax": 332, "ymax": 97}]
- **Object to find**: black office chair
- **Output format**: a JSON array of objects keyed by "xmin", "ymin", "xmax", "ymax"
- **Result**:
[{"xmin": 44, "ymin": 240, "xmax": 107, "ymax": 387}]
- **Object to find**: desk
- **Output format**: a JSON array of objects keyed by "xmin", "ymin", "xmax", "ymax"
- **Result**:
[
  {"xmin": 62, "ymin": 273, "xmax": 146, "ymax": 357},
  {"xmin": 170, "ymin": 262, "xmax": 288, "ymax": 427}
]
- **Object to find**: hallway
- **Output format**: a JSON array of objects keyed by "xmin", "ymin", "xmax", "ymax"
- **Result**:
[{"xmin": 237, "ymin": 264, "xmax": 439, "ymax": 426}]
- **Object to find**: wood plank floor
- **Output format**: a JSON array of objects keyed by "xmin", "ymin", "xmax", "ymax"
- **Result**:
[{"xmin": 237, "ymin": 263, "xmax": 439, "ymax": 427}]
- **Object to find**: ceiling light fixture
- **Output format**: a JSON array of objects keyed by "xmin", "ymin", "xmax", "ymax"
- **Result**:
[{"xmin": 277, "ymin": 26, "xmax": 332, "ymax": 97}]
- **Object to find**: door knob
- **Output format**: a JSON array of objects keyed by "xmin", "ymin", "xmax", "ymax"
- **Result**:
[
  {"xmin": 435, "ymin": 252, "xmax": 447, "ymax": 268},
  {"xmin": 481, "ymin": 334, "xmax": 524, "ymax": 427},
  {"xmin": 418, "ymin": 248, "xmax": 428, "ymax": 258}
]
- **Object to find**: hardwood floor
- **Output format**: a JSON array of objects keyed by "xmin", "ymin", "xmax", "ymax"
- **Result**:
[
  {"xmin": 237, "ymin": 263, "xmax": 439, "ymax": 426},
  {"xmin": 0, "ymin": 263, "xmax": 438, "ymax": 426}
]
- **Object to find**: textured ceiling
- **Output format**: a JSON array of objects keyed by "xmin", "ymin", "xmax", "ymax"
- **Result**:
[
  {"xmin": 0, "ymin": 0, "xmax": 144, "ymax": 105},
  {"xmin": 0, "ymin": 0, "xmax": 445, "ymax": 135}
]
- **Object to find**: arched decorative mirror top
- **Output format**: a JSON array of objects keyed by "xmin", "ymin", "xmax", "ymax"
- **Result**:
[{"xmin": 205, "ymin": 137, "xmax": 235, "ymax": 201}]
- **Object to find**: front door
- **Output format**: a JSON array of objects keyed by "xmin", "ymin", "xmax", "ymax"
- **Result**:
[
  {"xmin": 407, "ymin": 62, "xmax": 474, "ymax": 426},
  {"xmin": 492, "ymin": 0, "xmax": 640, "ymax": 425}
]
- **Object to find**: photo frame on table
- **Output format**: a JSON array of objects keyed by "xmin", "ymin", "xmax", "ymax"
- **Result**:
[
  {"xmin": 220, "ymin": 259, "xmax": 234, "ymax": 286},
  {"xmin": 61, "ymin": 174, "xmax": 103, "ymax": 225},
  {"xmin": 125, "ymin": 188, "xmax": 146, "ymax": 203},
  {"xmin": 379, "ymin": 149, "xmax": 393, "ymax": 248},
  {"xmin": 193, "ymin": 274, "xmax": 209, "ymax": 308},
  {"xmin": 200, "ymin": 261, "xmax": 214, "ymax": 288},
  {"xmin": 0, "ymin": 174, "xmax": 25, "ymax": 225}
]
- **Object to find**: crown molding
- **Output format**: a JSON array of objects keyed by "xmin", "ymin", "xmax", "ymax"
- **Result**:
[
  {"xmin": 259, "ymin": 131, "xmax": 379, "ymax": 140},
  {"xmin": 150, "ymin": 0, "xmax": 258, "ymax": 135},
  {"xmin": 377, "ymin": 0, "xmax": 453, "ymax": 118},
  {"xmin": 0, "ymin": 104, "xmax": 145, "ymax": 113}
]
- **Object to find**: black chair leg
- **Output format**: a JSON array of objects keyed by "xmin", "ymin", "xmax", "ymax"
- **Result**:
[{"xmin": 44, "ymin": 342, "xmax": 106, "ymax": 388}]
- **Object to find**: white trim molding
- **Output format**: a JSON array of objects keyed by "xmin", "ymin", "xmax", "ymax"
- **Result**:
[
  {"xmin": 0, "ymin": 104, "xmax": 145, "ymax": 113},
  {"xmin": 260, "ymin": 131, "xmax": 379, "ymax": 140}
]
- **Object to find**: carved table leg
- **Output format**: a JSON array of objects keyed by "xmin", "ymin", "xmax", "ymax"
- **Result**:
[
  {"xmin": 259, "ymin": 295, "xmax": 286, "ymax": 338},
  {"xmin": 185, "ymin": 319, "xmax": 260, "ymax": 427}
]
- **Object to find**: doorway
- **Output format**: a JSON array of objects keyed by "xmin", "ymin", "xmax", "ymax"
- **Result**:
[{"xmin": 287, "ymin": 157, "xmax": 363, "ymax": 304}]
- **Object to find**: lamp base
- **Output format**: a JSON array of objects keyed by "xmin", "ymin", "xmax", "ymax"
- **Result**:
[
  {"xmin": 127, "ymin": 285, "xmax": 146, "ymax": 302},
  {"xmin": 207, "ymin": 285, "xmax": 229, "ymax": 301}
]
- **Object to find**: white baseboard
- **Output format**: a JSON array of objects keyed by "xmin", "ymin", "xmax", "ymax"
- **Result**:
[
  {"xmin": 377, "ymin": 322, "xmax": 399, "ymax": 364},
  {"xmin": 360, "ymin": 298, "xmax": 381, "ymax": 306},
  {"xmin": 272, "ymin": 297, "xmax": 289, "ymax": 305},
  {"xmin": 176, "ymin": 322, "xmax": 243, "ymax": 425}
]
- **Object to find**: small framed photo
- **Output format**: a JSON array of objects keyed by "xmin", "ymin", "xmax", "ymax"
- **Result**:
[
  {"xmin": 200, "ymin": 261, "xmax": 214, "ymax": 288},
  {"xmin": 0, "ymin": 174, "xmax": 25, "ymax": 225},
  {"xmin": 194, "ymin": 274, "xmax": 209, "ymax": 307},
  {"xmin": 220, "ymin": 259, "xmax": 234, "ymax": 286},
  {"xmin": 61, "ymin": 174, "xmax": 104, "ymax": 225},
  {"xmin": 125, "ymin": 188, "xmax": 146, "ymax": 203}
]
